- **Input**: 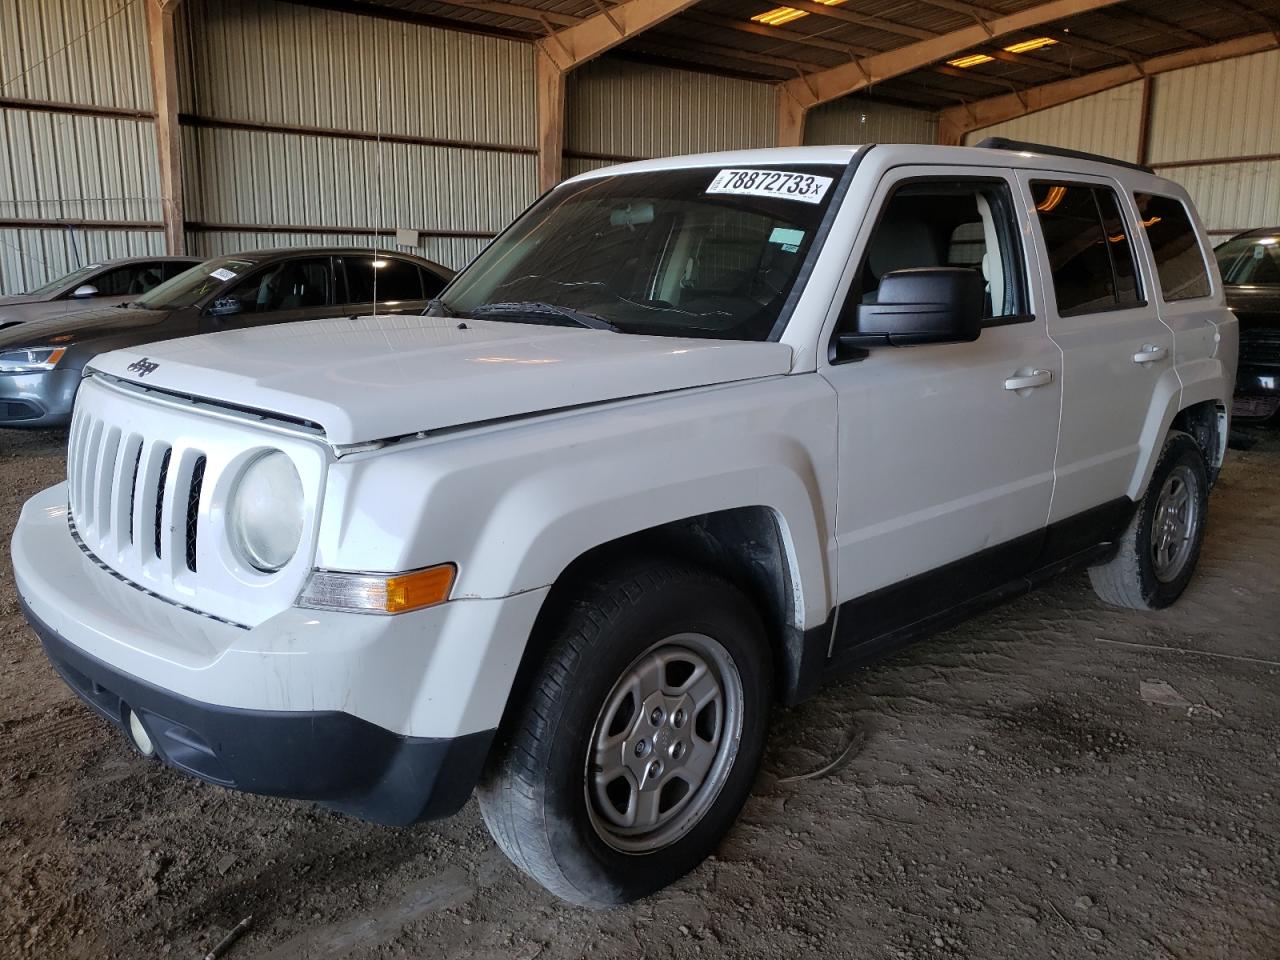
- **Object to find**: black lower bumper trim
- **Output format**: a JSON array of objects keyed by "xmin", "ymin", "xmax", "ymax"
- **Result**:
[{"xmin": 21, "ymin": 596, "xmax": 493, "ymax": 825}]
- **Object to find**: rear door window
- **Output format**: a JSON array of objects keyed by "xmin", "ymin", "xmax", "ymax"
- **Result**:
[
  {"xmin": 1133, "ymin": 193, "xmax": 1211, "ymax": 300},
  {"xmin": 341, "ymin": 256, "xmax": 424, "ymax": 304},
  {"xmin": 1032, "ymin": 182, "xmax": 1145, "ymax": 316}
]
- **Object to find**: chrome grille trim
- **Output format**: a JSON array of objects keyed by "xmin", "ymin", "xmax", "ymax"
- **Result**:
[
  {"xmin": 64, "ymin": 374, "xmax": 328, "ymax": 627},
  {"xmin": 66, "ymin": 514, "xmax": 250, "ymax": 630}
]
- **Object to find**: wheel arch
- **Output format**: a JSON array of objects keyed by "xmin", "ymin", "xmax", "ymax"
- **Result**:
[
  {"xmin": 1129, "ymin": 366, "xmax": 1229, "ymax": 499},
  {"xmin": 494, "ymin": 506, "xmax": 822, "ymax": 750}
]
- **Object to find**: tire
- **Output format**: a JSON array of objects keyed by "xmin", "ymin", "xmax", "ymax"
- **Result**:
[
  {"xmin": 477, "ymin": 559, "xmax": 772, "ymax": 907},
  {"xmin": 1089, "ymin": 430, "xmax": 1209, "ymax": 610}
]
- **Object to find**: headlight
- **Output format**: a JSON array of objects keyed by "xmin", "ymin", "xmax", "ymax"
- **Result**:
[
  {"xmin": 0, "ymin": 347, "xmax": 65, "ymax": 373},
  {"xmin": 228, "ymin": 451, "xmax": 305, "ymax": 573}
]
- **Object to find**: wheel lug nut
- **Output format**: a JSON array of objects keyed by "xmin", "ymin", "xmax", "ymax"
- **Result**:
[
  {"xmin": 672, "ymin": 741, "xmax": 686, "ymax": 759},
  {"xmin": 673, "ymin": 709, "xmax": 685, "ymax": 728},
  {"xmin": 647, "ymin": 761, "xmax": 662, "ymax": 779},
  {"xmin": 650, "ymin": 707, "xmax": 665, "ymax": 726},
  {"xmin": 634, "ymin": 739, "xmax": 649, "ymax": 757}
]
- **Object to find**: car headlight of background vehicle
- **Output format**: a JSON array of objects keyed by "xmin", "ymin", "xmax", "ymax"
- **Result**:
[
  {"xmin": 228, "ymin": 450, "xmax": 305, "ymax": 573},
  {"xmin": 0, "ymin": 347, "xmax": 66, "ymax": 373}
]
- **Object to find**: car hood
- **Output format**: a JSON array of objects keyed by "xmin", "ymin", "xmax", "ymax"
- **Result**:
[
  {"xmin": 1226, "ymin": 285, "xmax": 1280, "ymax": 323},
  {"xmin": 0, "ymin": 293, "xmax": 42, "ymax": 307},
  {"xmin": 89, "ymin": 313, "xmax": 795, "ymax": 445},
  {"xmin": 0, "ymin": 304, "xmax": 173, "ymax": 348}
]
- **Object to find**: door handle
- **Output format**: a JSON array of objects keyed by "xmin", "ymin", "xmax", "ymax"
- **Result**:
[
  {"xmin": 1004, "ymin": 369, "xmax": 1053, "ymax": 391},
  {"xmin": 1133, "ymin": 344, "xmax": 1168, "ymax": 364}
]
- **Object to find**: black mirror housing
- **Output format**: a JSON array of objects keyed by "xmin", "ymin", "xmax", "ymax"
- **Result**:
[{"xmin": 845, "ymin": 267, "xmax": 984, "ymax": 348}]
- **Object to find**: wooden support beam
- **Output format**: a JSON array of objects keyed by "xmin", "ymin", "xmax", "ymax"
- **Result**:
[
  {"xmin": 145, "ymin": 0, "xmax": 185, "ymax": 255},
  {"xmin": 778, "ymin": 0, "xmax": 1128, "ymax": 144},
  {"xmin": 937, "ymin": 31, "xmax": 1280, "ymax": 144},
  {"xmin": 535, "ymin": 47, "xmax": 566, "ymax": 193},
  {"xmin": 533, "ymin": 0, "xmax": 699, "ymax": 190}
]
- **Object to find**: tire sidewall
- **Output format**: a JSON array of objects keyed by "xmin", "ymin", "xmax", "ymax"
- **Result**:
[
  {"xmin": 537, "ymin": 571, "xmax": 772, "ymax": 906},
  {"xmin": 1134, "ymin": 434, "xmax": 1209, "ymax": 608}
]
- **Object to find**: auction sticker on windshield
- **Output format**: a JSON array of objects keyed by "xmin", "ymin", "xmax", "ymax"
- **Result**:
[
  {"xmin": 706, "ymin": 169, "xmax": 833, "ymax": 204},
  {"xmin": 209, "ymin": 268, "xmax": 238, "ymax": 281}
]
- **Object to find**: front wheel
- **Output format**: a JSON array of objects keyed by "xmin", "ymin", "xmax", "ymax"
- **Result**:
[
  {"xmin": 1089, "ymin": 430, "xmax": 1209, "ymax": 610},
  {"xmin": 477, "ymin": 560, "xmax": 772, "ymax": 906}
]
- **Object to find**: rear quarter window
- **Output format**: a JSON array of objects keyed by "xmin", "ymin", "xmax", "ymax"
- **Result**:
[{"xmin": 1133, "ymin": 193, "xmax": 1211, "ymax": 301}]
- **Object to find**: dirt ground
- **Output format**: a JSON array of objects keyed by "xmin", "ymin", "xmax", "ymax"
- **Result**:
[{"xmin": 1, "ymin": 426, "xmax": 1277, "ymax": 960}]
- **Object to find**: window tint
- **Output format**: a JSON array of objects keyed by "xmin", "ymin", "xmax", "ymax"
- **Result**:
[
  {"xmin": 92, "ymin": 263, "xmax": 165, "ymax": 296},
  {"xmin": 342, "ymin": 257, "xmax": 423, "ymax": 303},
  {"xmin": 1133, "ymin": 193, "xmax": 1211, "ymax": 300},
  {"xmin": 1032, "ymin": 182, "xmax": 1144, "ymax": 316},
  {"xmin": 1093, "ymin": 190, "xmax": 1141, "ymax": 305},
  {"xmin": 420, "ymin": 267, "xmax": 447, "ymax": 299},
  {"xmin": 846, "ymin": 178, "xmax": 1024, "ymax": 327},
  {"xmin": 162, "ymin": 261, "xmax": 195, "ymax": 281},
  {"xmin": 212, "ymin": 258, "xmax": 332, "ymax": 314}
]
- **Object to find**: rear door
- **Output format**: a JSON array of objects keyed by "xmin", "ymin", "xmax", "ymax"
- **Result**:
[
  {"xmin": 1017, "ymin": 173, "xmax": 1174, "ymax": 522},
  {"xmin": 337, "ymin": 255, "xmax": 431, "ymax": 315}
]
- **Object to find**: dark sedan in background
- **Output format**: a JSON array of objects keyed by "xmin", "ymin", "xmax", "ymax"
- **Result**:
[
  {"xmin": 0, "ymin": 256, "xmax": 202, "ymax": 330},
  {"xmin": 1216, "ymin": 228, "xmax": 1280, "ymax": 423},
  {"xmin": 0, "ymin": 247, "xmax": 453, "ymax": 428}
]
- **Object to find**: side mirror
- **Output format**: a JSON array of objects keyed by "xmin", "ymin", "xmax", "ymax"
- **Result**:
[
  {"xmin": 71, "ymin": 284, "xmax": 99, "ymax": 298},
  {"xmin": 207, "ymin": 297, "xmax": 244, "ymax": 318},
  {"xmin": 841, "ymin": 267, "xmax": 984, "ymax": 349}
]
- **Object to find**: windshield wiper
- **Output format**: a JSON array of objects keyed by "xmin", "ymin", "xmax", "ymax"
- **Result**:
[
  {"xmin": 423, "ymin": 298, "xmax": 455, "ymax": 318},
  {"xmin": 470, "ymin": 301, "xmax": 619, "ymax": 332}
]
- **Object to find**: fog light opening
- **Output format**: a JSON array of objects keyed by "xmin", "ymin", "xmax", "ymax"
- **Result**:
[{"xmin": 128, "ymin": 709, "xmax": 155, "ymax": 758}]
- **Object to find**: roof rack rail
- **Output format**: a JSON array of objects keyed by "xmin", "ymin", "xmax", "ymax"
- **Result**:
[{"xmin": 974, "ymin": 137, "xmax": 1154, "ymax": 175}]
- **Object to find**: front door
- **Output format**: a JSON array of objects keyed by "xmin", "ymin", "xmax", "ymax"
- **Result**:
[{"xmin": 823, "ymin": 166, "xmax": 1061, "ymax": 653}]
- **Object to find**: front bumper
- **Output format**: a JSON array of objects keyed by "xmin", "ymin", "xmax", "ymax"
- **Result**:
[
  {"xmin": 0, "ymin": 369, "xmax": 78, "ymax": 427},
  {"xmin": 13, "ymin": 484, "xmax": 550, "ymax": 823},
  {"xmin": 26, "ymin": 598, "xmax": 491, "ymax": 824}
]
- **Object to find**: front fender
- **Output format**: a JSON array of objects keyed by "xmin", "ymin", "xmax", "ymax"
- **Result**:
[{"xmin": 314, "ymin": 376, "xmax": 839, "ymax": 631}]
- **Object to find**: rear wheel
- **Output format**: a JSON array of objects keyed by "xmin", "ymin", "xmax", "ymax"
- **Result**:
[
  {"xmin": 478, "ymin": 560, "xmax": 771, "ymax": 906},
  {"xmin": 1089, "ymin": 431, "xmax": 1209, "ymax": 610}
]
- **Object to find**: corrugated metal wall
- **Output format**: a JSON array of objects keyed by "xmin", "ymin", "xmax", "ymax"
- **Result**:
[
  {"xmin": 0, "ymin": 0, "xmax": 160, "ymax": 295},
  {"xmin": 179, "ymin": 0, "xmax": 538, "ymax": 270},
  {"xmin": 805, "ymin": 97, "xmax": 937, "ymax": 146},
  {"xmin": 963, "ymin": 49, "xmax": 1280, "ymax": 239},
  {"xmin": 565, "ymin": 59, "xmax": 776, "ymax": 162},
  {"xmin": 964, "ymin": 82, "xmax": 1145, "ymax": 162},
  {"xmin": 1146, "ymin": 48, "xmax": 1280, "ymax": 237}
]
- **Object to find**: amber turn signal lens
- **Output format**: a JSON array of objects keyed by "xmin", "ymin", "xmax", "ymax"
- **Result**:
[
  {"xmin": 384, "ymin": 565, "xmax": 456, "ymax": 613},
  {"xmin": 296, "ymin": 564, "xmax": 456, "ymax": 615}
]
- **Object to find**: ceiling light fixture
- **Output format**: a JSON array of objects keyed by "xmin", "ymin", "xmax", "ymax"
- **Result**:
[
  {"xmin": 752, "ymin": 0, "xmax": 846, "ymax": 28},
  {"xmin": 1003, "ymin": 36, "xmax": 1058, "ymax": 54},
  {"xmin": 947, "ymin": 53, "xmax": 995, "ymax": 68}
]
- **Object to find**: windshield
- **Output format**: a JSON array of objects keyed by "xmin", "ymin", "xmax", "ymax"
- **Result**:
[
  {"xmin": 1215, "ymin": 235, "xmax": 1280, "ymax": 286},
  {"xmin": 134, "ymin": 257, "xmax": 254, "ymax": 310},
  {"xmin": 25, "ymin": 263, "xmax": 102, "ymax": 297},
  {"xmin": 442, "ymin": 164, "xmax": 846, "ymax": 341}
]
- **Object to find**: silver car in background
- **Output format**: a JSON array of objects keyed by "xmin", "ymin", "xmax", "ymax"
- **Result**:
[{"xmin": 0, "ymin": 256, "xmax": 201, "ymax": 330}]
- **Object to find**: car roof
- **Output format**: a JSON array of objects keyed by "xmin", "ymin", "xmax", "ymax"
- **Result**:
[
  {"xmin": 216, "ymin": 247, "xmax": 451, "ymax": 271},
  {"xmin": 569, "ymin": 142, "xmax": 1187, "ymax": 196},
  {"xmin": 1230, "ymin": 227, "xmax": 1280, "ymax": 240}
]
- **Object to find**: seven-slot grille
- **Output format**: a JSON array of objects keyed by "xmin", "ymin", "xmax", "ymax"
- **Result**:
[
  {"xmin": 1238, "ymin": 326, "xmax": 1280, "ymax": 367},
  {"xmin": 67, "ymin": 409, "xmax": 206, "ymax": 575}
]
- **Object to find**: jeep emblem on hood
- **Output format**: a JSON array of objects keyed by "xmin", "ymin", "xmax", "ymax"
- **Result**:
[{"xmin": 127, "ymin": 357, "xmax": 159, "ymax": 378}]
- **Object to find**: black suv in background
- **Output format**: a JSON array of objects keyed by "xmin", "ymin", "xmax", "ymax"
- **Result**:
[
  {"xmin": 0, "ymin": 248, "xmax": 453, "ymax": 428},
  {"xmin": 1216, "ymin": 228, "xmax": 1280, "ymax": 422}
]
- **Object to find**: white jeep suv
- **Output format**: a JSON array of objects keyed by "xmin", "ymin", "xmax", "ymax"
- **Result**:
[{"xmin": 12, "ymin": 139, "xmax": 1236, "ymax": 906}]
